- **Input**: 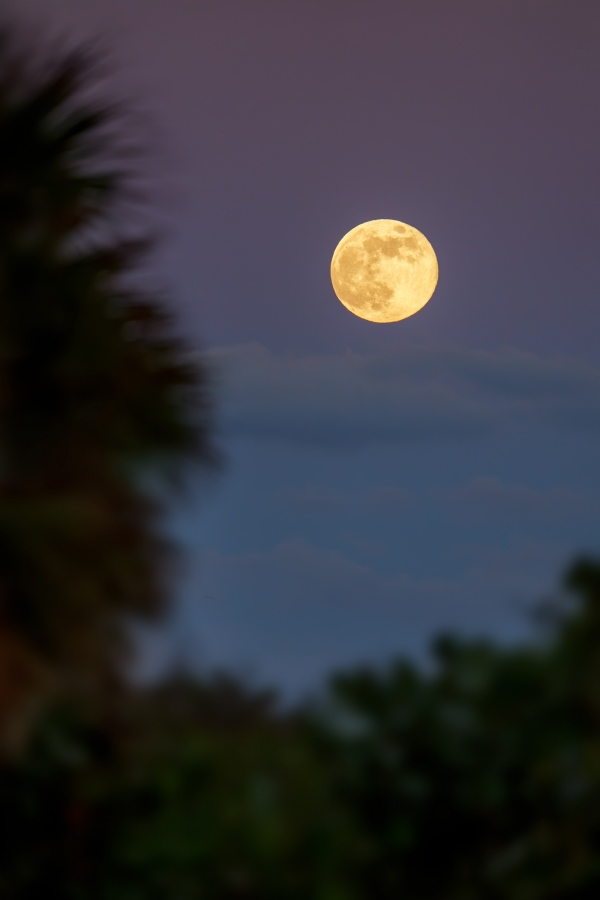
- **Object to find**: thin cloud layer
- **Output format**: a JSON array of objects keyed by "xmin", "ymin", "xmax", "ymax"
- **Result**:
[
  {"xmin": 207, "ymin": 343, "xmax": 600, "ymax": 448},
  {"xmin": 446, "ymin": 477, "xmax": 588, "ymax": 521},
  {"xmin": 147, "ymin": 536, "xmax": 574, "ymax": 698},
  {"xmin": 278, "ymin": 485, "xmax": 412, "ymax": 514},
  {"xmin": 279, "ymin": 479, "xmax": 589, "ymax": 522}
]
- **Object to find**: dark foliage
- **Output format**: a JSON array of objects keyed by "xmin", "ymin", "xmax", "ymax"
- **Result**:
[
  {"xmin": 0, "ymin": 27, "xmax": 216, "ymax": 752},
  {"xmin": 1, "ymin": 561, "xmax": 600, "ymax": 897},
  {"xmin": 308, "ymin": 558, "xmax": 600, "ymax": 900}
]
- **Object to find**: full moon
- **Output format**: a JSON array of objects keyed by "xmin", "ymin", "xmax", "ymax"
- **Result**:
[{"xmin": 330, "ymin": 219, "xmax": 438, "ymax": 323}]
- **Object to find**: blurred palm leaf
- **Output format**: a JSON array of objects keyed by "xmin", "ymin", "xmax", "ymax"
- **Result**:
[{"xmin": 0, "ymin": 25, "xmax": 217, "ymax": 752}]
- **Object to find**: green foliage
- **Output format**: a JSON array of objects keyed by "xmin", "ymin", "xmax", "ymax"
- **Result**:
[
  {"xmin": 0, "ymin": 678, "xmax": 356, "ymax": 899},
  {"xmin": 3, "ymin": 563, "xmax": 600, "ymax": 898},
  {"xmin": 104, "ymin": 732, "xmax": 352, "ymax": 899},
  {"xmin": 309, "ymin": 558, "xmax": 600, "ymax": 899}
]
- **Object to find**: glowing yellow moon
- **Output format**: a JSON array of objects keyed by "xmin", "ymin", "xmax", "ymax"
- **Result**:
[{"xmin": 330, "ymin": 219, "xmax": 438, "ymax": 323}]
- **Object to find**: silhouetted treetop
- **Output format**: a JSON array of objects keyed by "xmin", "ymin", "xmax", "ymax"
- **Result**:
[{"xmin": 0, "ymin": 24, "xmax": 217, "ymax": 753}]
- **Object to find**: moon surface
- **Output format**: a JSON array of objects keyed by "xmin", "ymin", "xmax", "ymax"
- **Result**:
[{"xmin": 330, "ymin": 219, "xmax": 438, "ymax": 323}]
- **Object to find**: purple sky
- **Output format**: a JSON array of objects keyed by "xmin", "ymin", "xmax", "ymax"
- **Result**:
[{"xmin": 11, "ymin": 0, "xmax": 600, "ymax": 700}]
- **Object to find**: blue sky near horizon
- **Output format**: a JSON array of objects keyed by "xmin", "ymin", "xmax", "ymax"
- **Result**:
[{"xmin": 10, "ymin": 0, "xmax": 600, "ymax": 699}]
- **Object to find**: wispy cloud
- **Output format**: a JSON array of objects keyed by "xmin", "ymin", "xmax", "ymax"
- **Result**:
[
  {"xmin": 146, "ymin": 536, "xmax": 574, "ymax": 698},
  {"xmin": 207, "ymin": 342, "xmax": 600, "ymax": 448},
  {"xmin": 445, "ymin": 477, "xmax": 588, "ymax": 521},
  {"xmin": 278, "ymin": 484, "xmax": 412, "ymax": 513}
]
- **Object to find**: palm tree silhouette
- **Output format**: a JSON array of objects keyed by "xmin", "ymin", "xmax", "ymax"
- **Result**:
[{"xmin": 0, "ymin": 26, "xmax": 216, "ymax": 753}]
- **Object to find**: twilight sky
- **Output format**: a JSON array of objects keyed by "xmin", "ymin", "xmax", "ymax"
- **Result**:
[{"xmin": 11, "ymin": 0, "xmax": 600, "ymax": 700}]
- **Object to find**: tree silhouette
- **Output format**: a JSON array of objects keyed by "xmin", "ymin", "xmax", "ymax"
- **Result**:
[
  {"xmin": 0, "ymin": 26, "xmax": 216, "ymax": 753},
  {"xmin": 308, "ymin": 558, "xmax": 600, "ymax": 900}
]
